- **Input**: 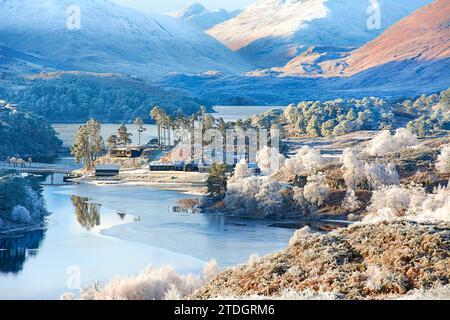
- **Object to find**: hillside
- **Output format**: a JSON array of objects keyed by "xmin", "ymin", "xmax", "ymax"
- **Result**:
[
  {"xmin": 208, "ymin": 0, "xmax": 431, "ymax": 68},
  {"xmin": 5, "ymin": 73, "xmax": 206, "ymax": 123},
  {"xmin": 0, "ymin": 0, "xmax": 252, "ymax": 79},
  {"xmin": 319, "ymin": 0, "xmax": 450, "ymax": 77},
  {"xmin": 194, "ymin": 221, "xmax": 450, "ymax": 300},
  {"xmin": 161, "ymin": 1, "xmax": 450, "ymax": 105},
  {"xmin": 0, "ymin": 100, "xmax": 62, "ymax": 160}
]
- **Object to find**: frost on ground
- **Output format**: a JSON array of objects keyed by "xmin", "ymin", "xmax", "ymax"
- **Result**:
[
  {"xmin": 61, "ymin": 260, "xmax": 218, "ymax": 300},
  {"xmin": 193, "ymin": 221, "xmax": 449, "ymax": 300}
]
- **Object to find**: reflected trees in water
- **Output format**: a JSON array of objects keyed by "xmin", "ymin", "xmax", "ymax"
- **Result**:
[
  {"xmin": 71, "ymin": 196, "xmax": 101, "ymax": 231},
  {"xmin": 0, "ymin": 229, "xmax": 46, "ymax": 274}
]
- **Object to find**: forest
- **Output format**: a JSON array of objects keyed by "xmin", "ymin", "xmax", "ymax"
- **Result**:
[
  {"xmin": 245, "ymin": 88, "xmax": 450, "ymax": 138},
  {"xmin": 5, "ymin": 74, "xmax": 207, "ymax": 123},
  {"xmin": 0, "ymin": 100, "xmax": 62, "ymax": 160}
]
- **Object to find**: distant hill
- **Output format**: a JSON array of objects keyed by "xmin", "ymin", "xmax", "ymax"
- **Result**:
[
  {"xmin": 171, "ymin": 2, "xmax": 241, "ymax": 30},
  {"xmin": 160, "ymin": 1, "xmax": 450, "ymax": 105},
  {"xmin": 5, "ymin": 73, "xmax": 207, "ymax": 123},
  {"xmin": 0, "ymin": 0, "xmax": 252, "ymax": 79},
  {"xmin": 319, "ymin": 0, "xmax": 450, "ymax": 78},
  {"xmin": 208, "ymin": 0, "xmax": 432, "ymax": 68}
]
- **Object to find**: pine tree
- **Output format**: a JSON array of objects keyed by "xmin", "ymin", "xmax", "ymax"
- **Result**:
[
  {"xmin": 207, "ymin": 162, "xmax": 228, "ymax": 199},
  {"xmin": 71, "ymin": 119, "xmax": 105, "ymax": 170},
  {"xmin": 107, "ymin": 135, "xmax": 118, "ymax": 151},
  {"xmin": 134, "ymin": 117, "xmax": 146, "ymax": 145},
  {"xmin": 117, "ymin": 123, "xmax": 132, "ymax": 146}
]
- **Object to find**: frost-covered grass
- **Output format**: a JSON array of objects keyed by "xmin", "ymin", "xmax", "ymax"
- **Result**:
[
  {"xmin": 194, "ymin": 221, "xmax": 450, "ymax": 300},
  {"xmin": 62, "ymin": 260, "xmax": 218, "ymax": 300}
]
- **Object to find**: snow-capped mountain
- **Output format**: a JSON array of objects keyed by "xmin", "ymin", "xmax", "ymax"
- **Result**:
[
  {"xmin": 208, "ymin": 0, "xmax": 433, "ymax": 68},
  {"xmin": 319, "ymin": 0, "xmax": 450, "ymax": 78},
  {"xmin": 0, "ymin": 0, "xmax": 252, "ymax": 79},
  {"xmin": 160, "ymin": 0, "xmax": 450, "ymax": 106},
  {"xmin": 171, "ymin": 2, "xmax": 241, "ymax": 30}
]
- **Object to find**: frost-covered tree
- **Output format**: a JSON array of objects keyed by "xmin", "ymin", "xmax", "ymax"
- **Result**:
[
  {"xmin": 71, "ymin": 119, "xmax": 105, "ymax": 170},
  {"xmin": 303, "ymin": 172, "xmax": 330, "ymax": 207},
  {"xmin": 365, "ymin": 162, "xmax": 399, "ymax": 189},
  {"xmin": 282, "ymin": 146, "xmax": 324, "ymax": 177},
  {"xmin": 117, "ymin": 123, "xmax": 133, "ymax": 146},
  {"xmin": 436, "ymin": 145, "xmax": 450, "ymax": 174},
  {"xmin": 289, "ymin": 226, "xmax": 310, "ymax": 246},
  {"xmin": 256, "ymin": 146, "xmax": 285, "ymax": 175},
  {"xmin": 394, "ymin": 128, "xmax": 418, "ymax": 148},
  {"xmin": 255, "ymin": 177, "xmax": 284, "ymax": 216},
  {"xmin": 363, "ymin": 182, "xmax": 450, "ymax": 223},
  {"xmin": 224, "ymin": 175, "xmax": 290, "ymax": 218},
  {"xmin": 229, "ymin": 159, "xmax": 253, "ymax": 183},
  {"xmin": 11, "ymin": 206, "xmax": 32, "ymax": 224},
  {"xmin": 368, "ymin": 185, "xmax": 411, "ymax": 217},
  {"xmin": 66, "ymin": 262, "xmax": 218, "ymax": 300},
  {"xmin": 25, "ymin": 186, "xmax": 45, "ymax": 219},
  {"xmin": 292, "ymin": 187, "xmax": 306, "ymax": 207},
  {"xmin": 224, "ymin": 176, "xmax": 261, "ymax": 214},
  {"xmin": 365, "ymin": 128, "xmax": 418, "ymax": 156},
  {"xmin": 342, "ymin": 189, "xmax": 361, "ymax": 212},
  {"xmin": 341, "ymin": 148, "xmax": 366, "ymax": 190}
]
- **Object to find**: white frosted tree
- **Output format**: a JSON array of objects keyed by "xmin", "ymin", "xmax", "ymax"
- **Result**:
[
  {"xmin": 341, "ymin": 148, "xmax": 366, "ymax": 189},
  {"xmin": 366, "ymin": 130, "xmax": 397, "ymax": 156},
  {"xmin": 255, "ymin": 177, "xmax": 284, "ymax": 216},
  {"xmin": 366, "ymin": 128, "xmax": 418, "ymax": 156},
  {"xmin": 342, "ymin": 189, "xmax": 361, "ymax": 211},
  {"xmin": 289, "ymin": 226, "xmax": 310, "ymax": 246},
  {"xmin": 363, "ymin": 182, "xmax": 450, "ymax": 224},
  {"xmin": 256, "ymin": 146, "xmax": 285, "ymax": 175},
  {"xmin": 394, "ymin": 128, "xmax": 419, "ymax": 148},
  {"xmin": 282, "ymin": 146, "xmax": 324, "ymax": 176},
  {"xmin": 365, "ymin": 162, "xmax": 399, "ymax": 189},
  {"xmin": 303, "ymin": 172, "xmax": 330, "ymax": 207},
  {"xmin": 436, "ymin": 145, "xmax": 450, "ymax": 174},
  {"xmin": 229, "ymin": 159, "xmax": 253, "ymax": 183},
  {"xmin": 292, "ymin": 187, "xmax": 306, "ymax": 207}
]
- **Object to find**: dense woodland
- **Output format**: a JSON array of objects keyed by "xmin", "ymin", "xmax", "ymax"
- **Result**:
[
  {"xmin": 5, "ymin": 75, "xmax": 206, "ymax": 123},
  {"xmin": 246, "ymin": 88, "xmax": 450, "ymax": 138},
  {"xmin": 0, "ymin": 100, "xmax": 62, "ymax": 160}
]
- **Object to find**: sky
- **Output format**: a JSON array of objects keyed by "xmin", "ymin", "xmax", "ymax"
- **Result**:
[{"xmin": 112, "ymin": 0, "xmax": 255, "ymax": 14}]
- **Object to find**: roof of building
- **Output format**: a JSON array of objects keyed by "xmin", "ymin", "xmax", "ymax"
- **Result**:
[{"xmin": 96, "ymin": 164, "xmax": 120, "ymax": 170}]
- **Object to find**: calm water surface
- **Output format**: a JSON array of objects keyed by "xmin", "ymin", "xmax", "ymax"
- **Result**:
[
  {"xmin": 0, "ymin": 107, "xmax": 295, "ymax": 299},
  {"xmin": 0, "ymin": 183, "xmax": 295, "ymax": 299}
]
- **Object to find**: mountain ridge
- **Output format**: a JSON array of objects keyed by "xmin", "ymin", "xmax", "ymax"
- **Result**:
[
  {"xmin": 0, "ymin": 0, "xmax": 253, "ymax": 79},
  {"xmin": 171, "ymin": 2, "xmax": 242, "ymax": 30},
  {"xmin": 208, "ymin": 0, "xmax": 433, "ymax": 68}
]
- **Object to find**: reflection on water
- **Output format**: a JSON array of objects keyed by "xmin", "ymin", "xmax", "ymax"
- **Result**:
[
  {"xmin": 170, "ymin": 198, "xmax": 201, "ymax": 214},
  {"xmin": 0, "ymin": 229, "xmax": 46, "ymax": 274},
  {"xmin": 71, "ymin": 196, "xmax": 101, "ymax": 231}
]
